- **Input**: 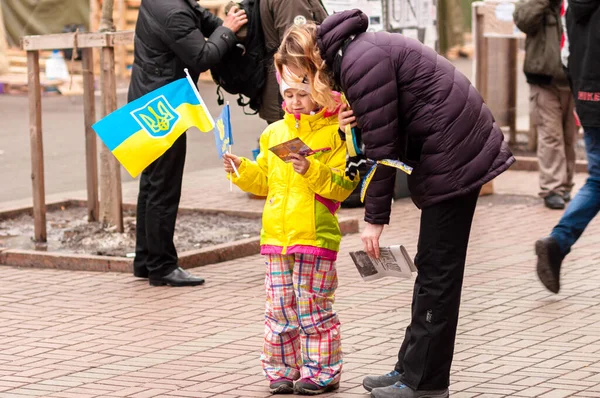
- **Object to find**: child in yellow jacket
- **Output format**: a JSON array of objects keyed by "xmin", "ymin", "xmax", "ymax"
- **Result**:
[{"xmin": 223, "ymin": 66, "xmax": 358, "ymax": 395}]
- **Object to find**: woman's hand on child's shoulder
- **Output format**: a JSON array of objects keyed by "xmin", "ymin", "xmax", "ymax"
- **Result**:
[
  {"xmin": 338, "ymin": 103, "xmax": 357, "ymax": 132},
  {"xmin": 223, "ymin": 153, "xmax": 241, "ymax": 173}
]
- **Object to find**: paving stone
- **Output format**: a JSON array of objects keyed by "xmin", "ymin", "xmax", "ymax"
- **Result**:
[{"xmin": 0, "ymin": 169, "xmax": 599, "ymax": 396}]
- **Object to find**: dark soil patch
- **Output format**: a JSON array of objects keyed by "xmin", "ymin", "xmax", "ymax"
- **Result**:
[{"xmin": 0, "ymin": 206, "xmax": 262, "ymax": 257}]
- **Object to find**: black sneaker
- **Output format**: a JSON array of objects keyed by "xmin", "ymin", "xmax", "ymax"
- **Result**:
[
  {"xmin": 535, "ymin": 236, "xmax": 564, "ymax": 294},
  {"xmin": 563, "ymin": 192, "xmax": 571, "ymax": 202},
  {"xmin": 269, "ymin": 378, "xmax": 294, "ymax": 394},
  {"xmin": 363, "ymin": 370, "xmax": 403, "ymax": 392},
  {"xmin": 544, "ymin": 193, "xmax": 565, "ymax": 210},
  {"xmin": 294, "ymin": 378, "xmax": 339, "ymax": 395}
]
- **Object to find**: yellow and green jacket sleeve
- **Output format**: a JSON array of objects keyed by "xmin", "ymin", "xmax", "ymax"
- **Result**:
[
  {"xmin": 302, "ymin": 134, "xmax": 359, "ymax": 202},
  {"xmin": 229, "ymin": 134, "xmax": 270, "ymax": 196}
]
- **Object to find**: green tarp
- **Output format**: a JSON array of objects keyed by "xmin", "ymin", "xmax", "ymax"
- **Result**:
[{"xmin": 1, "ymin": 0, "xmax": 89, "ymax": 47}]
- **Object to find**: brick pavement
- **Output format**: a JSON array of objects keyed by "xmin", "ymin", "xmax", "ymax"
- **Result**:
[{"xmin": 1, "ymin": 169, "xmax": 600, "ymax": 397}]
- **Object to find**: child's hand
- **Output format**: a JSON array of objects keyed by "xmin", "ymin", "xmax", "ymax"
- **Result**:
[
  {"xmin": 338, "ymin": 103, "xmax": 357, "ymax": 132},
  {"xmin": 223, "ymin": 153, "xmax": 241, "ymax": 173},
  {"xmin": 288, "ymin": 153, "xmax": 310, "ymax": 175}
]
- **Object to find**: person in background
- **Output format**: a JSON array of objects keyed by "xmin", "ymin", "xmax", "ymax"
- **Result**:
[
  {"xmin": 514, "ymin": 0, "xmax": 577, "ymax": 210},
  {"xmin": 257, "ymin": 0, "xmax": 329, "ymax": 125},
  {"xmin": 535, "ymin": 0, "xmax": 600, "ymax": 294},
  {"xmin": 129, "ymin": 0, "xmax": 247, "ymax": 287}
]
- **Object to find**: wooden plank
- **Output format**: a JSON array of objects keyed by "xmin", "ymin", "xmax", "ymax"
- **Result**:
[
  {"xmin": 507, "ymin": 38, "xmax": 519, "ymax": 144},
  {"xmin": 110, "ymin": 31, "xmax": 135, "ymax": 47},
  {"xmin": 27, "ymin": 51, "xmax": 47, "ymax": 242},
  {"xmin": 82, "ymin": 48, "xmax": 99, "ymax": 222},
  {"xmin": 99, "ymin": 46, "xmax": 124, "ymax": 232},
  {"xmin": 21, "ymin": 31, "xmax": 134, "ymax": 51}
]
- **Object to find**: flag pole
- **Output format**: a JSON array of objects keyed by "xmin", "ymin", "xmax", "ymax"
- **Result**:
[
  {"xmin": 226, "ymin": 101, "xmax": 233, "ymax": 192},
  {"xmin": 184, "ymin": 68, "xmax": 215, "ymax": 128}
]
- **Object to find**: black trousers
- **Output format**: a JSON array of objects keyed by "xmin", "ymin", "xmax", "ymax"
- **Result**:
[
  {"xmin": 133, "ymin": 133, "xmax": 187, "ymax": 278},
  {"xmin": 394, "ymin": 188, "xmax": 480, "ymax": 390}
]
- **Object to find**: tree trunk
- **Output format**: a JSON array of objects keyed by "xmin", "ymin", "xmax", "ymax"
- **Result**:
[
  {"xmin": 98, "ymin": 0, "xmax": 124, "ymax": 231},
  {"xmin": 99, "ymin": 0, "xmax": 116, "ymax": 33}
]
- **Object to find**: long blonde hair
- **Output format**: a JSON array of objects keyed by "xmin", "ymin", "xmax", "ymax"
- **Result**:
[{"xmin": 274, "ymin": 23, "xmax": 338, "ymax": 112}]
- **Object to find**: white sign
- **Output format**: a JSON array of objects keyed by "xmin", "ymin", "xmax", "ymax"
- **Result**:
[
  {"xmin": 386, "ymin": 0, "xmax": 437, "ymax": 49},
  {"xmin": 323, "ymin": 0, "xmax": 385, "ymax": 31},
  {"xmin": 388, "ymin": 0, "xmax": 436, "ymax": 29}
]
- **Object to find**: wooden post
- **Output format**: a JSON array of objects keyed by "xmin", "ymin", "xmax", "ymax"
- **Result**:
[
  {"xmin": 507, "ymin": 38, "xmax": 519, "ymax": 145},
  {"xmin": 82, "ymin": 48, "xmax": 99, "ymax": 221},
  {"xmin": 99, "ymin": 44, "xmax": 124, "ymax": 232},
  {"xmin": 27, "ymin": 50, "xmax": 47, "ymax": 242},
  {"xmin": 473, "ymin": 2, "xmax": 494, "ymax": 196},
  {"xmin": 474, "ymin": 4, "xmax": 488, "ymax": 101}
]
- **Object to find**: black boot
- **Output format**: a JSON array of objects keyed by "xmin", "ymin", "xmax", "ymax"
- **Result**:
[
  {"xmin": 149, "ymin": 267, "xmax": 205, "ymax": 287},
  {"xmin": 535, "ymin": 237, "xmax": 564, "ymax": 294}
]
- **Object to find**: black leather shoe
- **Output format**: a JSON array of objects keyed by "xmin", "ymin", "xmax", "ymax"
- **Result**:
[
  {"xmin": 535, "ymin": 237, "xmax": 564, "ymax": 294},
  {"xmin": 544, "ymin": 193, "xmax": 565, "ymax": 210},
  {"xmin": 149, "ymin": 267, "xmax": 205, "ymax": 287}
]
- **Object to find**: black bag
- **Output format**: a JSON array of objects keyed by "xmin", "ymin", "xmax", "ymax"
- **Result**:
[{"xmin": 210, "ymin": 0, "xmax": 267, "ymax": 114}]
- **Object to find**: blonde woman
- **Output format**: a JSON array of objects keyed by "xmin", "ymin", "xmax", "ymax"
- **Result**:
[{"xmin": 274, "ymin": 9, "xmax": 514, "ymax": 398}]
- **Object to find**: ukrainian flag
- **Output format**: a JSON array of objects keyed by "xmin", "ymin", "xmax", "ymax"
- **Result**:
[{"xmin": 93, "ymin": 77, "xmax": 214, "ymax": 177}]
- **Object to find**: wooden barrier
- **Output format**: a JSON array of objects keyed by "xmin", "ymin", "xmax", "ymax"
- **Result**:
[{"xmin": 21, "ymin": 31, "xmax": 133, "ymax": 241}]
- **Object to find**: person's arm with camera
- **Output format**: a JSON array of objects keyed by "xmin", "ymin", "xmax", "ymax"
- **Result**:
[{"xmin": 163, "ymin": 6, "xmax": 247, "ymax": 73}]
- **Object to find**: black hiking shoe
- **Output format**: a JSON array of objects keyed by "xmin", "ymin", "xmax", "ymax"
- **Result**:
[
  {"xmin": 294, "ymin": 378, "xmax": 339, "ymax": 395},
  {"xmin": 535, "ymin": 236, "xmax": 564, "ymax": 294},
  {"xmin": 269, "ymin": 378, "xmax": 294, "ymax": 394}
]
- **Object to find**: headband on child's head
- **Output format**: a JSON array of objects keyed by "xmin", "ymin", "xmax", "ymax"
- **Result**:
[{"xmin": 277, "ymin": 65, "xmax": 311, "ymax": 96}]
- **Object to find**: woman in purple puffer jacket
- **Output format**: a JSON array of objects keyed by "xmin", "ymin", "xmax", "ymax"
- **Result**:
[{"xmin": 274, "ymin": 9, "xmax": 514, "ymax": 398}]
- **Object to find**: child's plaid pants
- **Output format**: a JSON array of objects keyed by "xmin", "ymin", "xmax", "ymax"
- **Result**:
[{"xmin": 261, "ymin": 253, "xmax": 342, "ymax": 386}]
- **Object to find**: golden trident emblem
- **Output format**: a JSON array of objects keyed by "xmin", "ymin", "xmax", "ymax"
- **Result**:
[
  {"xmin": 217, "ymin": 118, "xmax": 230, "ymax": 153},
  {"xmin": 139, "ymin": 101, "xmax": 176, "ymax": 134}
]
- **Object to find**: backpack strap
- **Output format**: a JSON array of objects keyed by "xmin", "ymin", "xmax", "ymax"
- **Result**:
[
  {"xmin": 216, "ymin": 86, "xmax": 225, "ymax": 106},
  {"xmin": 237, "ymin": 94, "xmax": 259, "ymax": 115}
]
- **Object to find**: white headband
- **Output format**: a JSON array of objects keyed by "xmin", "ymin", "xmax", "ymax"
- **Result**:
[{"xmin": 279, "ymin": 66, "xmax": 311, "ymax": 96}]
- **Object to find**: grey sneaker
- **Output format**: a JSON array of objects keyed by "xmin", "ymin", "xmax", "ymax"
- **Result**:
[
  {"xmin": 269, "ymin": 378, "xmax": 294, "ymax": 394},
  {"xmin": 294, "ymin": 378, "xmax": 339, "ymax": 395},
  {"xmin": 371, "ymin": 382, "xmax": 449, "ymax": 398},
  {"xmin": 363, "ymin": 370, "xmax": 403, "ymax": 392}
]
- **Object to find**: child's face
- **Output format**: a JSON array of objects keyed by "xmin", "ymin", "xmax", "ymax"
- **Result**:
[{"xmin": 284, "ymin": 88, "xmax": 318, "ymax": 115}]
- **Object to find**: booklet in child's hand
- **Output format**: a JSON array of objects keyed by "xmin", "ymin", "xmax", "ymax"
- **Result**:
[
  {"xmin": 349, "ymin": 245, "xmax": 417, "ymax": 282},
  {"xmin": 269, "ymin": 137, "xmax": 312, "ymax": 162},
  {"xmin": 269, "ymin": 137, "xmax": 331, "ymax": 163}
]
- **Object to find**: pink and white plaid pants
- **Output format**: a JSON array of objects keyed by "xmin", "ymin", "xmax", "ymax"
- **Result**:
[{"xmin": 261, "ymin": 253, "xmax": 342, "ymax": 386}]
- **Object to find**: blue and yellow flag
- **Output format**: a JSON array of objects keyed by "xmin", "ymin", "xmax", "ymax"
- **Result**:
[
  {"xmin": 213, "ymin": 104, "xmax": 233, "ymax": 159},
  {"xmin": 92, "ymin": 77, "xmax": 214, "ymax": 177}
]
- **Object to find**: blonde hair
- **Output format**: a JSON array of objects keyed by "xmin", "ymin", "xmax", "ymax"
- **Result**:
[{"xmin": 274, "ymin": 23, "xmax": 338, "ymax": 112}]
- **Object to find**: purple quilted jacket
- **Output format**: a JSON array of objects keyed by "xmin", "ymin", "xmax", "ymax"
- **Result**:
[{"xmin": 317, "ymin": 10, "xmax": 515, "ymax": 224}]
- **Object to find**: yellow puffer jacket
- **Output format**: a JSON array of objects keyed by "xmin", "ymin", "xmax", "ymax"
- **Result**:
[{"xmin": 230, "ymin": 107, "xmax": 359, "ymax": 258}]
